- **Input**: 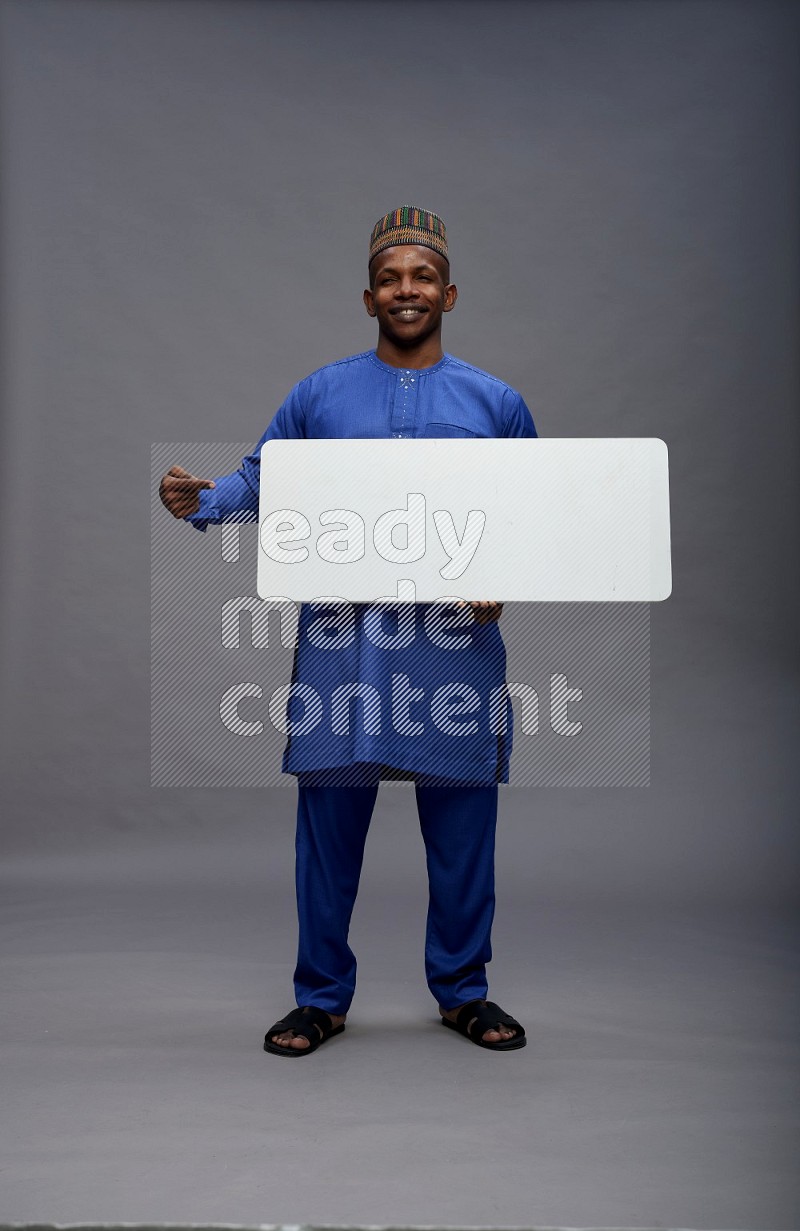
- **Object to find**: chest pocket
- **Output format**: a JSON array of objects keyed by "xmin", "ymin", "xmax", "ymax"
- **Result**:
[{"xmin": 423, "ymin": 421, "xmax": 479, "ymax": 438}]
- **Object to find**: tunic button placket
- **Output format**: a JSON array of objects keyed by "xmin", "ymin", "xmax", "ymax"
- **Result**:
[{"xmin": 392, "ymin": 369, "xmax": 418, "ymax": 440}]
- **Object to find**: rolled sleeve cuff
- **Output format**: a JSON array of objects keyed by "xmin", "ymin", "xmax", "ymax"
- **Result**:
[
  {"xmin": 183, "ymin": 470, "xmax": 260, "ymax": 530},
  {"xmin": 184, "ymin": 487, "xmax": 219, "ymax": 533}
]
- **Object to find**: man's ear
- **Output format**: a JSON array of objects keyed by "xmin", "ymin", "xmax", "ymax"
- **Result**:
[
  {"xmin": 443, "ymin": 283, "xmax": 458, "ymax": 313},
  {"xmin": 363, "ymin": 288, "xmax": 377, "ymax": 317}
]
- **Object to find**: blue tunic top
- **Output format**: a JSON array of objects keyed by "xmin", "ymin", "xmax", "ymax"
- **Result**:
[{"xmin": 187, "ymin": 349, "xmax": 537, "ymax": 784}]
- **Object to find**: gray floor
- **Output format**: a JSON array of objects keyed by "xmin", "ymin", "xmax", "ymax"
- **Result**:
[{"xmin": 2, "ymin": 799, "xmax": 798, "ymax": 1229}]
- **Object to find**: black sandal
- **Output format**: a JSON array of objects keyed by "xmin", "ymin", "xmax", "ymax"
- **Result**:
[
  {"xmin": 263, "ymin": 1005, "xmax": 345, "ymax": 1057},
  {"xmin": 441, "ymin": 998, "xmax": 526, "ymax": 1051}
]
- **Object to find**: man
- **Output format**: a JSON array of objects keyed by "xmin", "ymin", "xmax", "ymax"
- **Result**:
[{"xmin": 159, "ymin": 206, "xmax": 537, "ymax": 1055}]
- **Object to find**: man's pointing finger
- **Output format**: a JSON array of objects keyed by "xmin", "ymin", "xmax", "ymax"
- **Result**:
[
  {"xmin": 172, "ymin": 477, "xmax": 216, "ymax": 490},
  {"xmin": 159, "ymin": 465, "xmax": 216, "ymax": 518},
  {"xmin": 164, "ymin": 468, "xmax": 216, "ymax": 490}
]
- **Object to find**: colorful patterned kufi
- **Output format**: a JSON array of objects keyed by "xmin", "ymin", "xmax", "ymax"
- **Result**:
[{"xmin": 369, "ymin": 205, "xmax": 448, "ymax": 264}]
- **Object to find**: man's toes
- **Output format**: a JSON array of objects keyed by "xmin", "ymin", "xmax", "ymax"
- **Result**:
[
  {"xmin": 482, "ymin": 1026, "xmax": 516, "ymax": 1043},
  {"xmin": 272, "ymin": 1031, "xmax": 309, "ymax": 1049}
]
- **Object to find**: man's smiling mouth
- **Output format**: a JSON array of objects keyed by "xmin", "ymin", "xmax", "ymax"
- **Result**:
[{"xmin": 391, "ymin": 307, "xmax": 428, "ymax": 320}]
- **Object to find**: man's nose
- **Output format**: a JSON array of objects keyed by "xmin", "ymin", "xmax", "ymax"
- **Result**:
[{"xmin": 395, "ymin": 278, "xmax": 419, "ymax": 299}]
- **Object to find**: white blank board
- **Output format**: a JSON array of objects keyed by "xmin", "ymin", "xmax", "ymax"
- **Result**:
[{"xmin": 256, "ymin": 438, "xmax": 672, "ymax": 602}]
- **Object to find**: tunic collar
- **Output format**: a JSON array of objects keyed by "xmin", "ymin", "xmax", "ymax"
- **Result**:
[{"xmin": 368, "ymin": 350, "xmax": 451, "ymax": 377}]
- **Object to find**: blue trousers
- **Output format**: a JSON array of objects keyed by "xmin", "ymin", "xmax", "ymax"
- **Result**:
[{"xmin": 293, "ymin": 767, "xmax": 499, "ymax": 1014}]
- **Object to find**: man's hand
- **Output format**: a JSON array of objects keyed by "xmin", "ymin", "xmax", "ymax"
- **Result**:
[
  {"xmin": 159, "ymin": 465, "xmax": 216, "ymax": 518},
  {"xmin": 457, "ymin": 601, "xmax": 504, "ymax": 625}
]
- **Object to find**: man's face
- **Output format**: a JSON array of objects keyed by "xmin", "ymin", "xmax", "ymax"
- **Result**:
[{"xmin": 364, "ymin": 245, "xmax": 457, "ymax": 347}]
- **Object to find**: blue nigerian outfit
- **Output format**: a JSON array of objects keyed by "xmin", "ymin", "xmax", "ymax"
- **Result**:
[{"xmin": 187, "ymin": 349, "xmax": 537, "ymax": 1011}]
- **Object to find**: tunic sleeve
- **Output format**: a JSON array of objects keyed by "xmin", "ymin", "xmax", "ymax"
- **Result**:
[
  {"xmin": 501, "ymin": 389, "xmax": 538, "ymax": 439},
  {"xmin": 185, "ymin": 380, "xmax": 308, "ymax": 531}
]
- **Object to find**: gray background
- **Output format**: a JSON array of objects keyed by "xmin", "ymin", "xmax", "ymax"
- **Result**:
[{"xmin": 0, "ymin": 0, "xmax": 798, "ymax": 1226}]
